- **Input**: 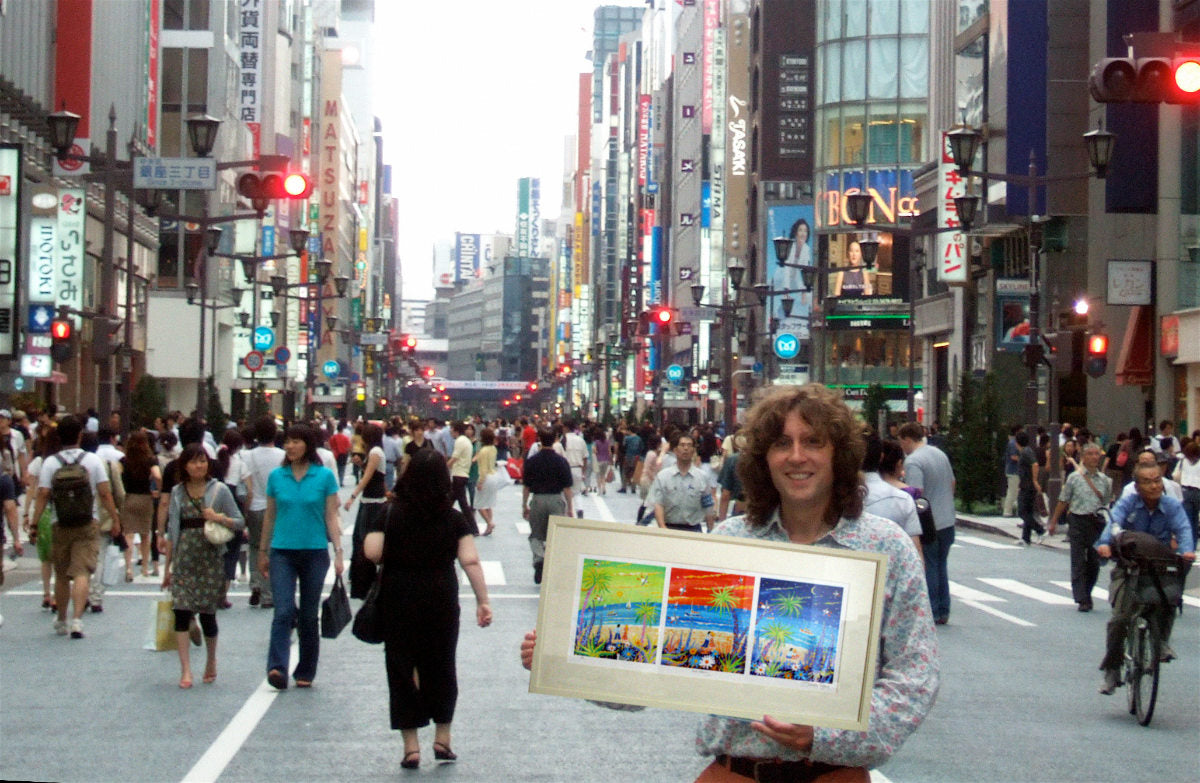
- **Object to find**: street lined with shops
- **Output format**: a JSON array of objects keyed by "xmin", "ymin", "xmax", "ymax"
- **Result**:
[{"xmin": 1, "ymin": 479, "xmax": 1196, "ymax": 783}]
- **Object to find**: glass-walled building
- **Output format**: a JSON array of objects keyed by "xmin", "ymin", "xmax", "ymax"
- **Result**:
[{"xmin": 813, "ymin": 0, "xmax": 930, "ymax": 414}]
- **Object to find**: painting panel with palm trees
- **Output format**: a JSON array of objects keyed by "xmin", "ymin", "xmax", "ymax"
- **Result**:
[
  {"xmin": 659, "ymin": 568, "xmax": 755, "ymax": 674},
  {"xmin": 572, "ymin": 559, "xmax": 667, "ymax": 664},
  {"xmin": 748, "ymin": 578, "xmax": 846, "ymax": 685}
]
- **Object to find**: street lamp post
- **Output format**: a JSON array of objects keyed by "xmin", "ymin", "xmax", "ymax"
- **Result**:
[{"xmin": 946, "ymin": 123, "xmax": 1115, "ymax": 430}]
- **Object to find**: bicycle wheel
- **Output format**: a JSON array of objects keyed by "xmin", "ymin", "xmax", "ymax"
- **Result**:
[
  {"xmin": 1124, "ymin": 619, "xmax": 1140, "ymax": 716},
  {"xmin": 1133, "ymin": 616, "xmax": 1160, "ymax": 726}
]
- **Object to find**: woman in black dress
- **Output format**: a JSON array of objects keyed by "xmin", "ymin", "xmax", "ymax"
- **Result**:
[{"xmin": 363, "ymin": 449, "xmax": 491, "ymax": 771}]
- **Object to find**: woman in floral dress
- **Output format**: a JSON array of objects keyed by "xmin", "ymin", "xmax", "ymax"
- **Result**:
[{"xmin": 162, "ymin": 443, "xmax": 244, "ymax": 688}]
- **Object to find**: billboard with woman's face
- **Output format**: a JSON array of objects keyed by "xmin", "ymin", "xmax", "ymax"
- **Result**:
[{"xmin": 767, "ymin": 204, "xmax": 814, "ymax": 340}]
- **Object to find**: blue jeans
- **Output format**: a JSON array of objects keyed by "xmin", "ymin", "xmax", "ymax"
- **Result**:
[
  {"xmin": 268, "ymin": 548, "xmax": 331, "ymax": 682},
  {"xmin": 922, "ymin": 525, "xmax": 955, "ymax": 622}
]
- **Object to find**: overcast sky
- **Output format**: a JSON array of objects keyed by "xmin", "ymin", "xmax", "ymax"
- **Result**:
[{"xmin": 373, "ymin": 1, "xmax": 643, "ymax": 300}]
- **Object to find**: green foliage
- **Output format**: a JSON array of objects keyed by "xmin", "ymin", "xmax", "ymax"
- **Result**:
[
  {"xmin": 945, "ymin": 371, "xmax": 1007, "ymax": 512},
  {"xmin": 861, "ymin": 383, "xmax": 891, "ymax": 434},
  {"xmin": 130, "ymin": 374, "xmax": 167, "ymax": 429},
  {"xmin": 204, "ymin": 376, "xmax": 228, "ymax": 437}
]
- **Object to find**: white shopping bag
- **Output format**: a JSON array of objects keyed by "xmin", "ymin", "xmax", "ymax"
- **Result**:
[{"xmin": 101, "ymin": 544, "xmax": 124, "ymax": 586}]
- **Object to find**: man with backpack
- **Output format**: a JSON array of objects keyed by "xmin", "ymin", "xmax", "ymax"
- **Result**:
[{"xmin": 30, "ymin": 415, "xmax": 122, "ymax": 639}]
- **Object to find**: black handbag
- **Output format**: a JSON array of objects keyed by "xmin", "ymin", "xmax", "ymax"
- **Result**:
[
  {"xmin": 352, "ymin": 569, "xmax": 385, "ymax": 644},
  {"xmin": 320, "ymin": 575, "xmax": 352, "ymax": 639}
]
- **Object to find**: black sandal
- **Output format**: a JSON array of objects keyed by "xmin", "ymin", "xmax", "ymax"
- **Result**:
[
  {"xmin": 433, "ymin": 742, "xmax": 457, "ymax": 762},
  {"xmin": 401, "ymin": 751, "xmax": 420, "ymax": 770}
]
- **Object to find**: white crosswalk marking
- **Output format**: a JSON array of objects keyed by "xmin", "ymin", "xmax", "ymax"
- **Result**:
[
  {"xmin": 977, "ymin": 577, "xmax": 1075, "ymax": 605},
  {"xmin": 515, "ymin": 520, "xmax": 531, "ymax": 536},
  {"xmin": 589, "ymin": 493, "xmax": 616, "ymax": 522},
  {"xmin": 459, "ymin": 560, "xmax": 506, "ymax": 586},
  {"xmin": 955, "ymin": 534, "xmax": 1018, "ymax": 550},
  {"xmin": 1049, "ymin": 579, "xmax": 1200, "ymax": 609},
  {"xmin": 948, "ymin": 580, "xmax": 1035, "ymax": 626}
]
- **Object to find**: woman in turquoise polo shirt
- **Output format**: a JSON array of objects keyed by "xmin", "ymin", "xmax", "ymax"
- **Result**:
[{"xmin": 259, "ymin": 425, "xmax": 344, "ymax": 690}]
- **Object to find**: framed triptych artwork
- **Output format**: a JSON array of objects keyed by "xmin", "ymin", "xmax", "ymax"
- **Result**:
[{"xmin": 528, "ymin": 517, "xmax": 887, "ymax": 731}]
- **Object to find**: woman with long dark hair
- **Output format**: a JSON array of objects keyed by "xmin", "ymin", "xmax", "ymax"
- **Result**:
[
  {"xmin": 364, "ymin": 448, "xmax": 491, "ymax": 770},
  {"xmin": 213, "ymin": 429, "xmax": 247, "ymax": 609},
  {"xmin": 121, "ymin": 431, "xmax": 162, "ymax": 578},
  {"xmin": 259, "ymin": 425, "xmax": 343, "ymax": 690},
  {"xmin": 162, "ymin": 444, "xmax": 243, "ymax": 688}
]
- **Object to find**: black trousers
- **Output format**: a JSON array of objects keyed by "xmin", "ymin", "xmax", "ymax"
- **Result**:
[
  {"xmin": 385, "ymin": 603, "xmax": 461, "ymax": 729},
  {"xmin": 1066, "ymin": 512, "xmax": 1103, "ymax": 605},
  {"xmin": 451, "ymin": 476, "xmax": 476, "ymax": 530}
]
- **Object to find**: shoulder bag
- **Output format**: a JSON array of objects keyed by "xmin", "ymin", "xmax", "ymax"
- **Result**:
[
  {"xmin": 320, "ymin": 575, "xmax": 352, "ymax": 639},
  {"xmin": 352, "ymin": 568, "xmax": 385, "ymax": 644}
]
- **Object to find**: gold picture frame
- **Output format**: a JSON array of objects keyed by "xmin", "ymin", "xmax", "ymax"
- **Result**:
[{"xmin": 529, "ymin": 516, "xmax": 888, "ymax": 731}]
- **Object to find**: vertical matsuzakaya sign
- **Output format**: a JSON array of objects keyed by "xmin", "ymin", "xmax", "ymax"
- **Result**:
[
  {"xmin": 317, "ymin": 48, "xmax": 343, "ymax": 367},
  {"xmin": 0, "ymin": 145, "xmax": 20, "ymax": 357}
]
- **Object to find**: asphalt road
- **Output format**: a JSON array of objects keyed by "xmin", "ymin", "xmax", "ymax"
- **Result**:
[{"xmin": 1, "ymin": 471, "xmax": 1196, "ymax": 783}]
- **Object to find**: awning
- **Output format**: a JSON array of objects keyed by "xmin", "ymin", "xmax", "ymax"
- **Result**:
[{"xmin": 1115, "ymin": 305, "xmax": 1153, "ymax": 386}]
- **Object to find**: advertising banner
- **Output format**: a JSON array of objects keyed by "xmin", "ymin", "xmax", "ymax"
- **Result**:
[
  {"xmin": 820, "ymin": 170, "xmax": 917, "ymax": 230},
  {"xmin": 516, "ymin": 177, "xmax": 541, "ymax": 257},
  {"xmin": 455, "ymin": 232, "xmax": 481, "ymax": 284},
  {"xmin": 0, "ymin": 145, "xmax": 20, "ymax": 357},
  {"xmin": 238, "ymin": 0, "xmax": 263, "ymax": 124},
  {"xmin": 56, "ymin": 189, "xmax": 86, "ymax": 322},
  {"xmin": 936, "ymin": 132, "xmax": 968, "ymax": 283},
  {"xmin": 766, "ymin": 204, "xmax": 814, "ymax": 340}
]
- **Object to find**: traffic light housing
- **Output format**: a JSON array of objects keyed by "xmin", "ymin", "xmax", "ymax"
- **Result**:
[
  {"xmin": 1089, "ymin": 55, "xmax": 1200, "ymax": 103},
  {"xmin": 50, "ymin": 318, "xmax": 74, "ymax": 363},
  {"xmin": 1086, "ymin": 332, "xmax": 1109, "ymax": 378},
  {"xmin": 236, "ymin": 172, "xmax": 314, "ymax": 202}
]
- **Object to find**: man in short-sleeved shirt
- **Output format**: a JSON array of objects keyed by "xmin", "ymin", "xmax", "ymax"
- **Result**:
[
  {"xmin": 522, "ymin": 428, "xmax": 574, "ymax": 583},
  {"xmin": 241, "ymin": 418, "xmax": 286, "ymax": 607},
  {"xmin": 31, "ymin": 416, "xmax": 121, "ymax": 639},
  {"xmin": 899, "ymin": 423, "xmax": 956, "ymax": 626},
  {"xmin": 448, "ymin": 422, "xmax": 477, "ymax": 530},
  {"xmin": 650, "ymin": 435, "xmax": 715, "ymax": 533}
]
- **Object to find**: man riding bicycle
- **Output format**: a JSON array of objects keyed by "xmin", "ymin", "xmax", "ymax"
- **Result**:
[{"xmin": 1096, "ymin": 462, "xmax": 1195, "ymax": 695}]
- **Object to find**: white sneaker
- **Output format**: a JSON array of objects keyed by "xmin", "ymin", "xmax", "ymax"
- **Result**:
[
  {"xmin": 53, "ymin": 618, "xmax": 68, "ymax": 635},
  {"xmin": 69, "ymin": 618, "xmax": 84, "ymax": 639}
]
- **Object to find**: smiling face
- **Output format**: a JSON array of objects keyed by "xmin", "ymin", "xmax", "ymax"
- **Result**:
[
  {"xmin": 766, "ymin": 411, "xmax": 834, "ymax": 516},
  {"xmin": 284, "ymin": 436, "xmax": 307, "ymax": 463}
]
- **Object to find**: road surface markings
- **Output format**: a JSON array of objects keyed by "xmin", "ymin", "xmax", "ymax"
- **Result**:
[
  {"xmin": 977, "ymin": 577, "xmax": 1075, "ymax": 605},
  {"xmin": 955, "ymin": 534, "xmax": 1018, "ymax": 549},
  {"xmin": 588, "ymin": 493, "xmax": 616, "ymax": 522},
  {"xmin": 1049, "ymin": 579, "xmax": 1200, "ymax": 609},
  {"xmin": 948, "ymin": 580, "xmax": 1035, "ymax": 627},
  {"xmin": 180, "ymin": 642, "xmax": 297, "ymax": 783},
  {"xmin": 515, "ymin": 520, "xmax": 531, "ymax": 535}
]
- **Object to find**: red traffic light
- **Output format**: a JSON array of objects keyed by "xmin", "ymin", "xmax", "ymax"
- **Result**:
[
  {"xmin": 1090, "ymin": 55, "xmax": 1200, "ymax": 103},
  {"xmin": 527, "ymin": 381, "xmax": 539, "ymax": 392},
  {"xmin": 282, "ymin": 172, "xmax": 313, "ymax": 198},
  {"xmin": 402, "ymin": 335, "xmax": 417, "ymax": 352},
  {"xmin": 1087, "ymin": 333, "xmax": 1108, "ymax": 356},
  {"xmin": 654, "ymin": 307, "xmax": 673, "ymax": 324},
  {"xmin": 422, "ymin": 366, "xmax": 435, "ymax": 378},
  {"xmin": 237, "ymin": 171, "xmax": 312, "ymax": 201},
  {"xmin": 50, "ymin": 319, "xmax": 72, "ymax": 340}
]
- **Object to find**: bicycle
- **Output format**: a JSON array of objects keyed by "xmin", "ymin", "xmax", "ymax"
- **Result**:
[{"xmin": 1112, "ymin": 533, "xmax": 1191, "ymax": 726}]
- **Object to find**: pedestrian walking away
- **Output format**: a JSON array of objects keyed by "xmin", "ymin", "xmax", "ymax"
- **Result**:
[
  {"xmin": 898, "ymin": 422, "xmax": 956, "ymax": 626},
  {"xmin": 363, "ymin": 449, "xmax": 492, "ymax": 771},
  {"xmin": 1014, "ymin": 430, "xmax": 1046, "ymax": 546},
  {"xmin": 521, "ymin": 427, "xmax": 574, "ymax": 584},
  {"xmin": 520, "ymin": 384, "xmax": 939, "ymax": 782}
]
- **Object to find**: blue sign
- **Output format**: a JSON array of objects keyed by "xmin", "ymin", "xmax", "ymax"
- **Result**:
[
  {"xmin": 273, "ymin": 346, "xmax": 291, "ymax": 365},
  {"xmin": 261, "ymin": 225, "xmax": 275, "ymax": 256},
  {"xmin": 252, "ymin": 326, "xmax": 275, "ymax": 351},
  {"xmin": 322, "ymin": 360, "xmax": 339, "ymax": 378},
  {"xmin": 28, "ymin": 304, "xmax": 54, "ymax": 334},
  {"xmin": 774, "ymin": 332, "xmax": 801, "ymax": 360},
  {"xmin": 666, "ymin": 364, "xmax": 685, "ymax": 384}
]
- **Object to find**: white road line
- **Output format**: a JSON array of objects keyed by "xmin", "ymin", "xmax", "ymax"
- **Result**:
[
  {"xmin": 180, "ymin": 643, "xmax": 296, "ymax": 783},
  {"xmin": 870, "ymin": 768, "xmax": 895, "ymax": 783},
  {"xmin": 1049, "ymin": 579, "xmax": 1200, "ymax": 609},
  {"xmin": 948, "ymin": 580, "xmax": 1006, "ymax": 603},
  {"xmin": 589, "ymin": 493, "xmax": 616, "ymax": 522},
  {"xmin": 955, "ymin": 534, "xmax": 1018, "ymax": 550},
  {"xmin": 977, "ymin": 577, "xmax": 1075, "ymax": 605},
  {"xmin": 958, "ymin": 599, "xmax": 1036, "ymax": 627},
  {"xmin": 515, "ymin": 520, "xmax": 531, "ymax": 536}
]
